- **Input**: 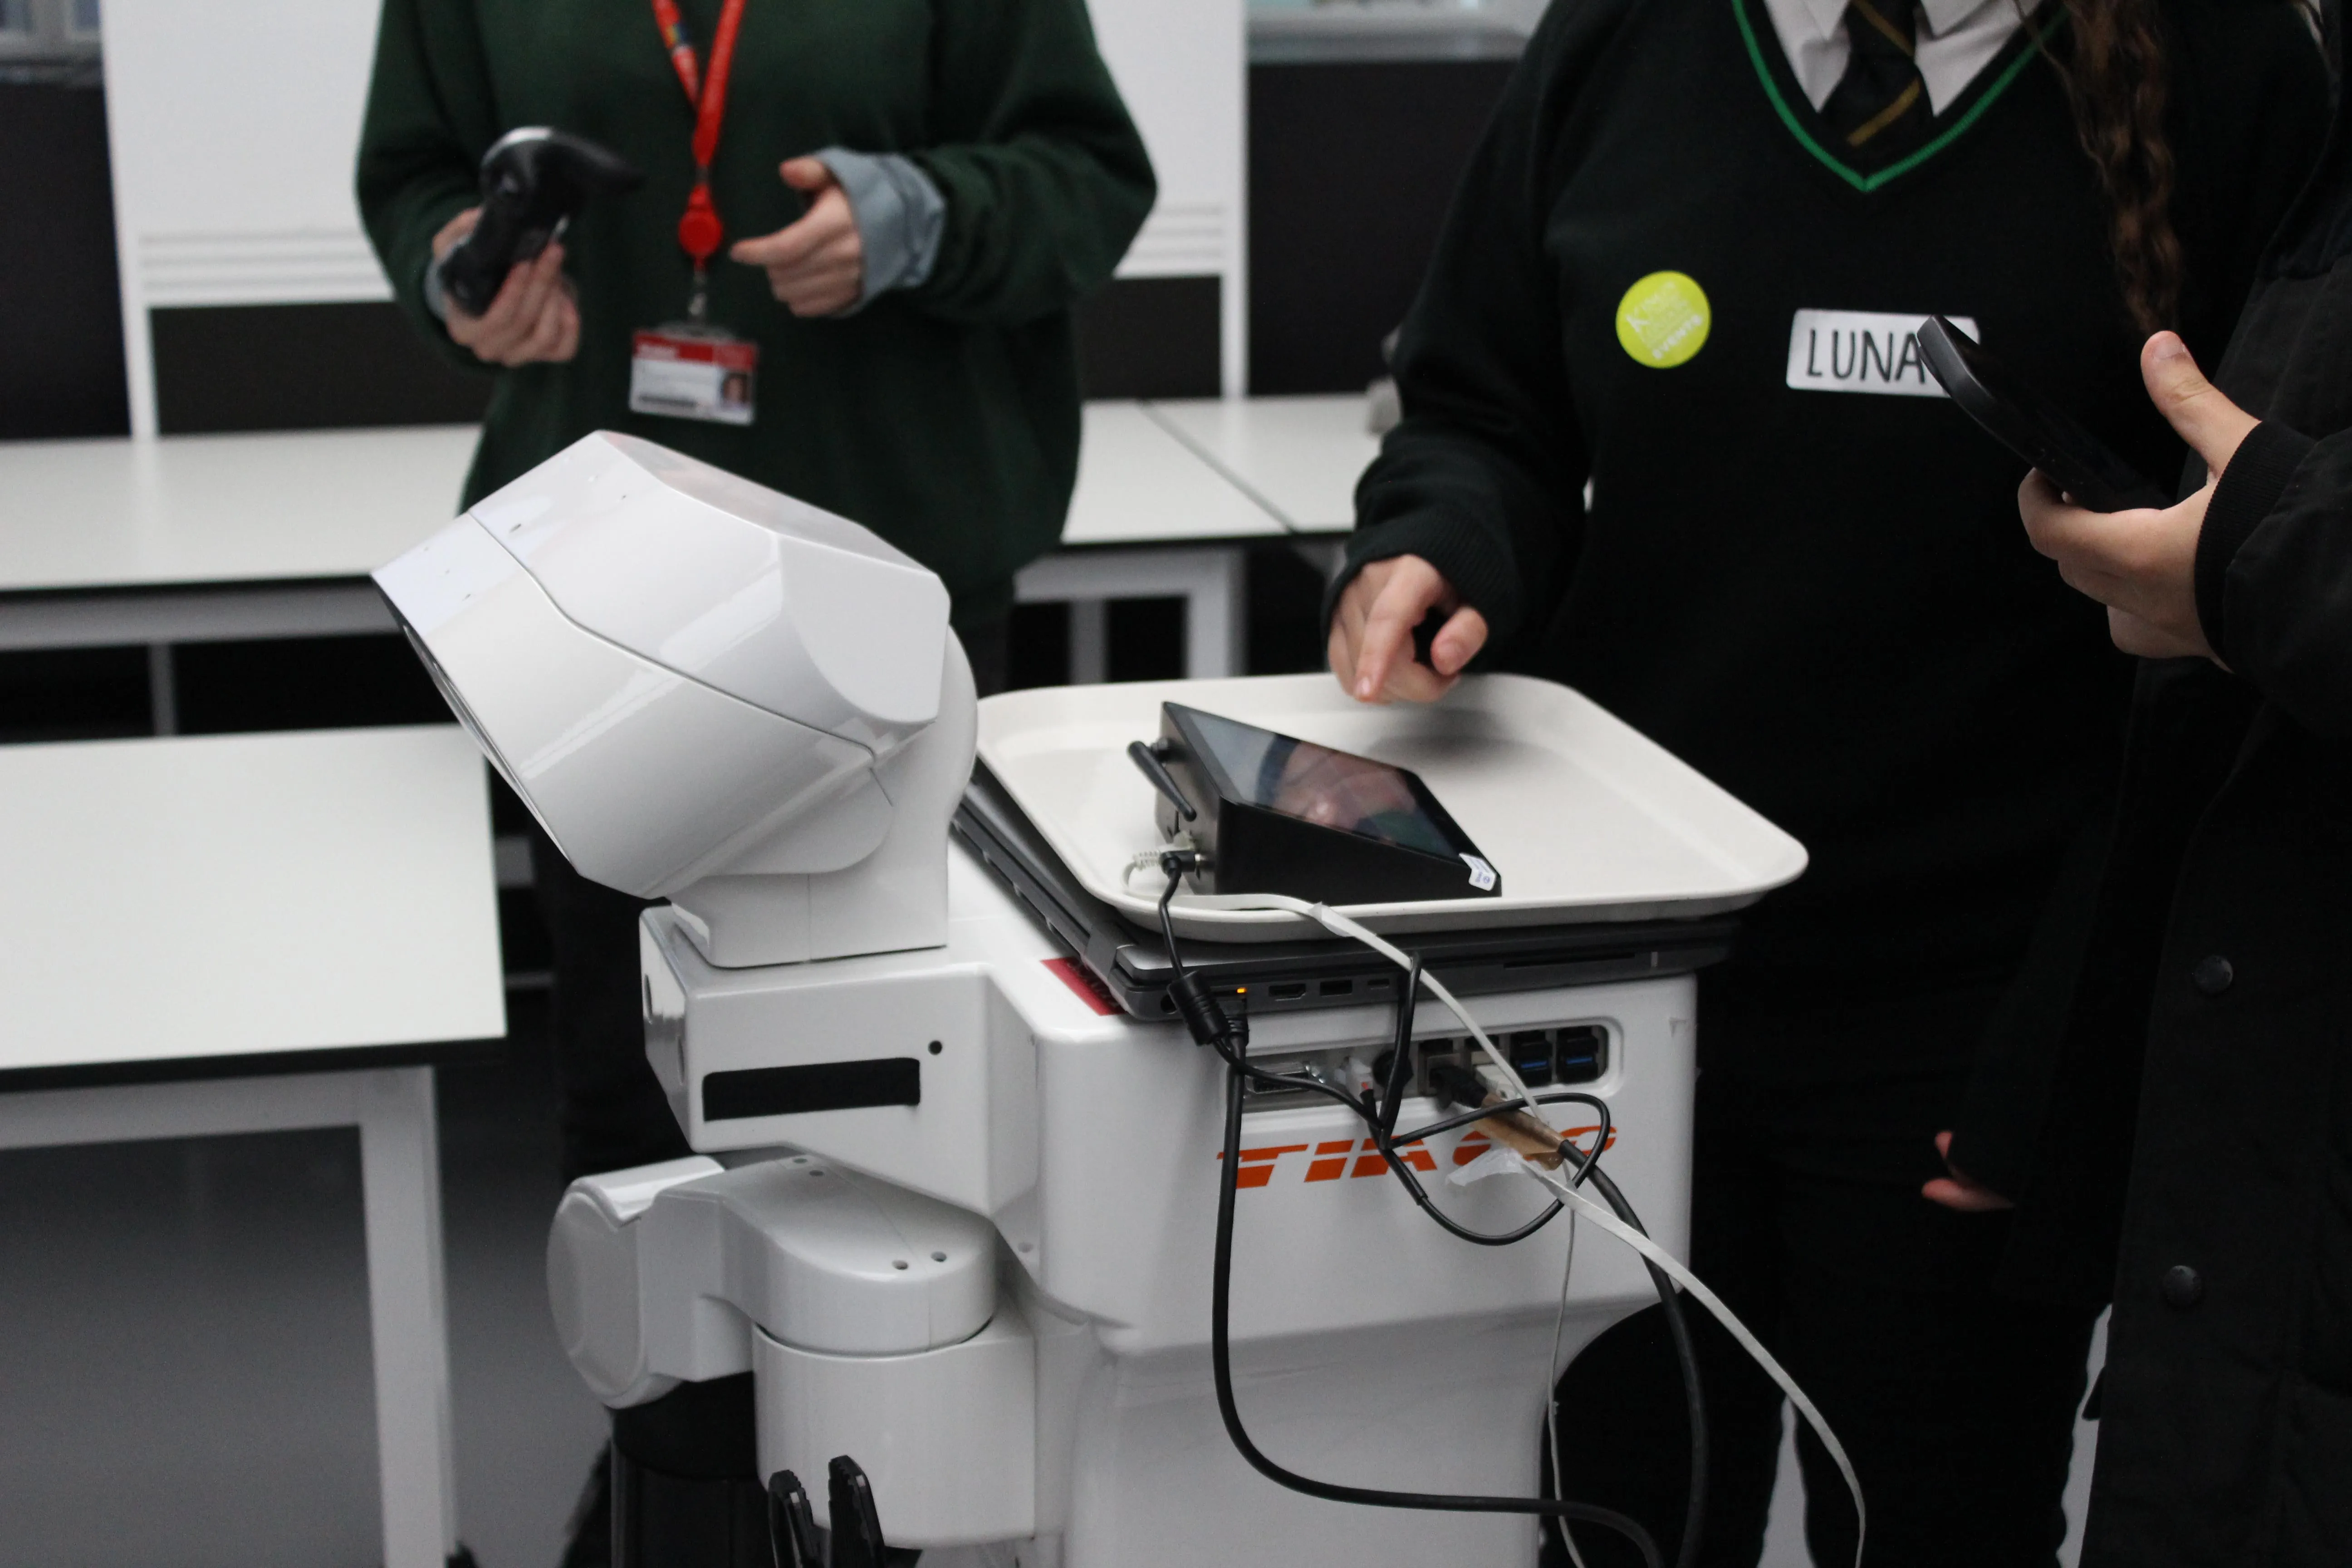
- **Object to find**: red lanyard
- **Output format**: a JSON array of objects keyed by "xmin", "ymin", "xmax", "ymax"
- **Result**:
[{"xmin": 651, "ymin": 0, "xmax": 747, "ymax": 290}]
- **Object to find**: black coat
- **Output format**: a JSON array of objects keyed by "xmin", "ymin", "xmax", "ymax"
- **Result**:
[{"xmin": 1952, "ymin": 30, "xmax": 2352, "ymax": 1564}]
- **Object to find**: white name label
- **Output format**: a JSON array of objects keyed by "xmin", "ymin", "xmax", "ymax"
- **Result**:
[{"xmin": 1785, "ymin": 309, "xmax": 1977, "ymax": 398}]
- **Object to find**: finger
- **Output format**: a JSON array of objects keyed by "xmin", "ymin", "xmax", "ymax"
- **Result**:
[
  {"xmin": 519, "ymin": 289, "xmax": 570, "ymax": 363},
  {"xmin": 1352, "ymin": 571, "xmax": 1439, "ymax": 703},
  {"xmin": 1380, "ymin": 658, "xmax": 1460, "ymax": 704},
  {"xmin": 2107, "ymin": 606, "xmax": 2208, "ymax": 660},
  {"xmin": 490, "ymin": 248, "xmax": 560, "ymax": 337},
  {"xmin": 465, "ymin": 258, "xmax": 539, "ymax": 353},
  {"xmin": 2142, "ymin": 332, "xmax": 2259, "ymax": 475},
  {"xmin": 549, "ymin": 293, "xmax": 581, "ymax": 363},
  {"xmin": 1327, "ymin": 622, "xmax": 1357, "ymax": 690},
  {"xmin": 431, "ymin": 205, "xmax": 483, "ymax": 262},
  {"xmin": 778, "ymin": 155, "xmax": 837, "ymax": 192},
  {"xmin": 1328, "ymin": 579, "xmax": 1370, "ymax": 688},
  {"xmin": 1921, "ymin": 1176, "xmax": 2014, "ymax": 1213},
  {"xmin": 781, "ymin": 263, "xmax": 862, "ymax": 316},
  {"xmin": 732, "ymin": 222, "xmax": 823, "ymax": 273},
  {"xmin": 1428, "ymin": 606, "xmax": 1489, "ymax": 677},
  {"xmin": 2020, "ymin": 471, "xmax": 2158, "ymax": 583}
]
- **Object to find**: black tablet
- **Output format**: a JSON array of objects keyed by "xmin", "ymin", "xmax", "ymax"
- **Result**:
[
  {"xmin": 1917, "ymin": 315, "xmax": 2170, "ymax": 513},
  {"xmin": 1149, "ymin": 704, "xmax": 1500, "ymax": 904}
]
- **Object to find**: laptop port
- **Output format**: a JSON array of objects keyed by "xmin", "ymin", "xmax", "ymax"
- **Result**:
[
  {"xmin": 1319, "ymin": 978, "xmax": 1354, "ymax": 997},
  {"xmin": 1507, "ymin": 1029, "xmax": 1556, "ymax": 1087},
  {"xmin": 1556, "ymin": 1026, "xmax": 1607, "ymax": 1083},
  {"xmin": 1268, "ymin": 982, "xmax": 1308, "ymax": 1001}
]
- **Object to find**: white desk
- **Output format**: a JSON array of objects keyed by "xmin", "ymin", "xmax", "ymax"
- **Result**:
[
  {"xmin": 1147, "ymin": 393, "xmax": 1377, "ymax": 535},
  {"xmin": 1030, "ymin": 402, "xmax": 1288, "ymax": 681},
  {"xmin": 0, "ymin": 399, "xmax": 1372, "ymax": 696},
  {"xmin": 0, "ymin": 725, "xmax": 505, "ymax": 1568}
]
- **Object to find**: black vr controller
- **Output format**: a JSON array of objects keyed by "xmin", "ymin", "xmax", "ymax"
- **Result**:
[{"xmin": 439, "ymin": 127, "xmax": 643, "ymax": 318}]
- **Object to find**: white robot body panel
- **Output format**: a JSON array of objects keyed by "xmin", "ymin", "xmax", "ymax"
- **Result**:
[{"xmin": 570, "ymin": 847, "xmax": 1699, "ymax": 1557}]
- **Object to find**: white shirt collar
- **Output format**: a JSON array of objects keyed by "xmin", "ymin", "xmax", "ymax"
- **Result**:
[
  {"xmin": 1787, "ymin": 0, "xmax": 2008, "ymax": 43},
  {"xmin": 1762, "ymin": 0, "xmax": 2026, "ymax": 115}
]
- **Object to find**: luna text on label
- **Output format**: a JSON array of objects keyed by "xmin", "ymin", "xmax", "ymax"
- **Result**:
[{"xmin": 1785, "ymin": 309, "xmax": 1979, "ymax": 398}]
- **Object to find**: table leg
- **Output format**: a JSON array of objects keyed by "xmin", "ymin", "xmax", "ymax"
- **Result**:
[
  {"xmin": 147, "ymin": 642, "xmax": 177, "ymax": 735},
  {"xmin": 1014, "ymin": 546, "xmax": 1249, "ymax": 684},
  {"xmin": 1182, "ymin": 549, "xmax": 1245, "ymax": 681},
  {"xmin": 357, "ymin": 1068, "xmax": 459, "ymax": 1568},
  {"xmin": 1068, "ymin": 601, "xmax": 1108, "ymax": 684},
  {"xmin": 0, "ymin": 1068, "xmax": 463, "ymax": 1566}
]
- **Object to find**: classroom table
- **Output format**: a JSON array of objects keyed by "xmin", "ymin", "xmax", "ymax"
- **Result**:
[
  {"xmin": 0, "ymin": 725, "xmax": 506, "ymax": 1568},
  {"xmin": 0, "ymin": 398, "xmax": 1369, "ymax": 702},
  {"xmin": 1147, "ymin": 392, "xmax": 1377, "ymax": 536}
]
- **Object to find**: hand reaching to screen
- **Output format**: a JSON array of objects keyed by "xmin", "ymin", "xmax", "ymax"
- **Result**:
[
  {"xmin": 1921, "ymin": 1131, "xmax": 2013, "ymax": 1213},
  {"xmin": 1327, "ymin": 555, "xmax": 1489, "ymax": 704},
  {"xmin": 730, "ymin": 158, "xmax": 864, "ymax": 317},
  {"xmin": 431, "ymin": 207, "xmax": 580, "ymax": 367},
  {"xmin": 2018, "ymin": 332, "xmax": 2260, "ymax": 662}
]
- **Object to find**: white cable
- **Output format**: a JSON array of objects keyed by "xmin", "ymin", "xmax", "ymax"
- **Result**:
[
  {"xmin": 1516, "ymin": 1158, "xmax": 1865, "ymax": 1568},
  {"xmin": 1548, "ymin": 1212, "xmax": 1593, "ymax": 1568},
  {"xmin": 1186, "ymin": 889, "xmax": 1868, "ymax": 1568}
]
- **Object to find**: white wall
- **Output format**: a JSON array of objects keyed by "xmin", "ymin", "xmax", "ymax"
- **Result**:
[
  {"xmin": 97, "ymin": 0, "xmax": 1249, "ymax": 436},
  {"xmin": 99, "ymin": 0, "xmax": 393, "ymax": 434}
]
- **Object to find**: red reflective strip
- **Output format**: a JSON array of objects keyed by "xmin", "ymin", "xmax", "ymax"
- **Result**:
[
  {"xmin": 1305, "ymin": 1138, "xmax": 1355, "ymax": 1182},
  {"xmin": 1216, "ymin": 1144, "xmax": 1308, "ymax": 1189},
  {"xmin": 1041, "ymin": 957, "xmax": 1118, "ymax": 1016}
]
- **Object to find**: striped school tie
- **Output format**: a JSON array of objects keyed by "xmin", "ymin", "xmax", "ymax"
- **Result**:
[{"xmin": 1823, "ymin": 0, "xmax": 1928, "ymax": 162}]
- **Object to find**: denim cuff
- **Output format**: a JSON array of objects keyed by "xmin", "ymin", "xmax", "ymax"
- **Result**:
[{"xmin": 809, "ymin": 147, "xmax": 947, "ymax": 314}]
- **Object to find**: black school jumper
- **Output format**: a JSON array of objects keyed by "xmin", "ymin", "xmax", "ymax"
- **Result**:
[{"xmin": 1328, "ymin": 0, "xmax": 2328, "ymax": 1560}]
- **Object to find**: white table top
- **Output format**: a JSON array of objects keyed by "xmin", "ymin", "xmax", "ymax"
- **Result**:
[
  {"xmin": 0, "ymin": 725, "xmax": 505, "ymax": 1075},
  {"xmin": 1062, "ymin": 402, "xmax": 1289, "ymax": 546},
  {"xmin": 0, "ymin": 426, "xmax": 478, "ymax": 594},
  {"xmin": 0, "ymin": 397, "xmax": 1367, "ymax": 599},
  {"xmin": 1147, "ymin": 394, "xmax": 1377, "ymax": 535}
]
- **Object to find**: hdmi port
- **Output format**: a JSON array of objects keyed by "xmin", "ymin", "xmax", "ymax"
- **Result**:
[{"xmin": 1268, "ymin": 982, "xmax": 1308, "ymax": 1001}]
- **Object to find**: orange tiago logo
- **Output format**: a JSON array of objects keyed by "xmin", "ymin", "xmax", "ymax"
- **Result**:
[{"xmin": 1219, "ymin": 1125, "xmax": 1618, "ymax": 1188}]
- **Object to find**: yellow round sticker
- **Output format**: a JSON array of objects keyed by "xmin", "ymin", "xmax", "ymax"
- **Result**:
[{"xmin": 1615, "ymin": 271, "xmax": 1711, "ymax": 368}]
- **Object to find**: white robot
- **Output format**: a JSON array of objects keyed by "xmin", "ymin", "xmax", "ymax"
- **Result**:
[{"xmin": 376, "ymin": 433, "xmax": 1822, "ymax": 1568}]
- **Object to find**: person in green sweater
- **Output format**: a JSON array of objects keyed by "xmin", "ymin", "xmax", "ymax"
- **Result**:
[
  {"xmin": 356, "ymin": 7, "xmax": 1150, "ymax": 1554},
  {"xmin": 358, "ymin": 0, "xmax": 1152, "ymax": 674}
]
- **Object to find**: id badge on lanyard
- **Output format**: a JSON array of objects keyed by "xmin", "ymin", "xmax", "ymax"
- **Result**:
[{"xmin": 627, "ymin": 0, "xmax": 760, "ymax": 426}]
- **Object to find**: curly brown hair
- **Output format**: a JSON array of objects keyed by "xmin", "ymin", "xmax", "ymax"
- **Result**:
[{"xmin": 2041, "ymin": 0, "xmax": 2182, "ymax": 334}]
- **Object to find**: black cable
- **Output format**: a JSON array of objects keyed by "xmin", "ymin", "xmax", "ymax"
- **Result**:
[
  {"xmin": 1155, "ymin": 858, "xmax": 1706, "ymax": 1566},
  {"xmin": 1212, "ymin": 1064, "xmax": 1665, "ymax": 1568}
]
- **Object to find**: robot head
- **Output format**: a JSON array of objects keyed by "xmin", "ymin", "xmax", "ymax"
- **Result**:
[{"xmin": 375, "ymin": 431, "xmax": 954, "ymax": 904}]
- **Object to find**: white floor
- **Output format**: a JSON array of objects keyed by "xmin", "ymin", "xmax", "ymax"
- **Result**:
[{"xmin": 0, "ymin": 995, "xmax": 606, "ymax": 1568}]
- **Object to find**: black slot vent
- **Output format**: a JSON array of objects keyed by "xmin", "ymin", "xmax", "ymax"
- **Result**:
[{"xmin": 702, "ymin": 1058, "xmax": 920, "ymax": 1121}]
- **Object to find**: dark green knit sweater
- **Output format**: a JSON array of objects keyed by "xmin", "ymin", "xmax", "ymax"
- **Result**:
[{"xmin": 357, "ymin": 0, "xmax": 1155, "ymax": 622}]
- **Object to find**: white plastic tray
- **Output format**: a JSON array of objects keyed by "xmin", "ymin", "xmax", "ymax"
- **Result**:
[{"xmin": 975, "ymin": 674, "xmax": 1807, "ymax": 943}]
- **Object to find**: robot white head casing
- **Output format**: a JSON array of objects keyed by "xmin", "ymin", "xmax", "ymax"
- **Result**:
[{"xmin": 374, "ymin": 430, "xmax": 977, "ymax": 968}]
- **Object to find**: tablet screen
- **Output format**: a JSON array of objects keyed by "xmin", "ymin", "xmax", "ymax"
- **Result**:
[{"xmin": 1181, "ymin": 707, "xmax": 1457, "ymax": 858}]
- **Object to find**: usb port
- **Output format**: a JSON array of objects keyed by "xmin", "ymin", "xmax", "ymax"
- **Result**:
[
  {"xmin": 1556, "ymin": 1026, "xmax": 1607, "ymax": 1083},
  {"xmin": 1508, "ymin": 1029, "xmax": 1556, "ymax": 1087},
  {"xmin": 1318, "ymin": 978, "xmax": 1353, "ymax": 997},
  {"xmin": 1268, "ymin": 982, "xmax": 1307, "ymax": 1001}
]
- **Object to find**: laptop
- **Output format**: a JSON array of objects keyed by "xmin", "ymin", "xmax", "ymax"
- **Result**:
[{"xmin": 953, "ymin": 759, "xmax": 1737, "ymax": 1024}]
